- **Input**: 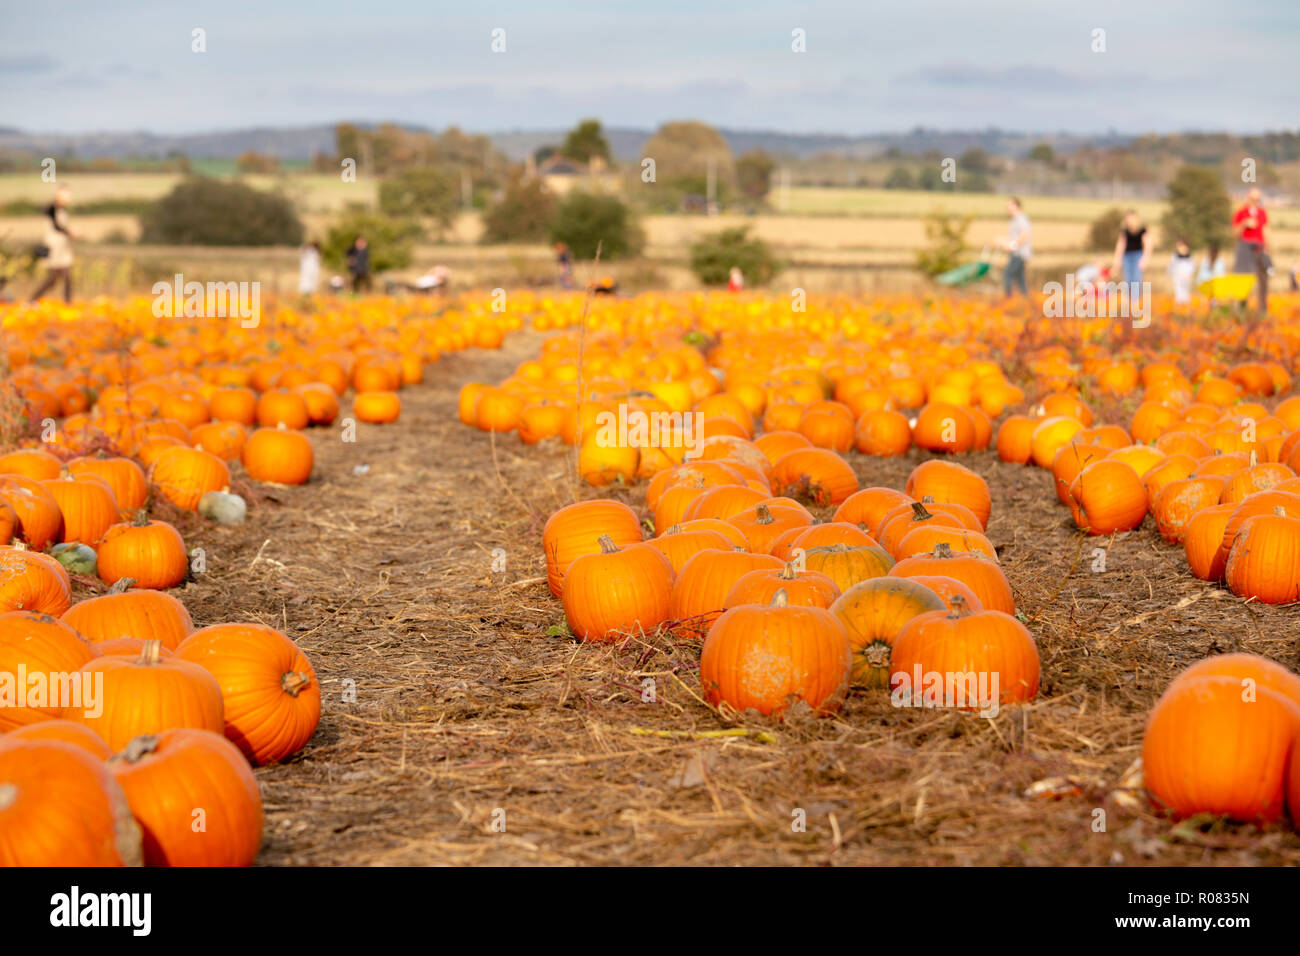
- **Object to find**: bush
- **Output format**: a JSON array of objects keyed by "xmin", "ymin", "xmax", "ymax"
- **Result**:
[
  {"xmin": 884, "ymin": 167, "xmax": 914, "ymax": 190},
  {"xmin": 378, "ymin": 168, "xmax": 460, "ymax": 237},
  {"xmin": 689, "ymin": 227, "xmax": 779, "ymax": 287},
  {"xmin": 1162, "ymin": 165, "xmax": 1232, "ymax": 250},
  {"xmin": 138, "ymin": 177, "xmax": 304, "ymax": 246},
  {"xmin": 1086, "ymin": 207, "xmax": 1126, "ymax": 251},
  {"xmin": 321, "ymin": 205, "xmax": 421, "ymax": 274},
  {"xmin": 481, "ymin": 174, "xmax": 556, "ymax": 243},
  {"xmin": 549, "ymin": 192, "xmax": 643, "ymax": 261},
  {"xmin": 916, "ymin": 208, "xmax": 971, "ymax": 277}
]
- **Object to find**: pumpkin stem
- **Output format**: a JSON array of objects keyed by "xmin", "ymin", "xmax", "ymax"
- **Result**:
[
  {"xmin": 1249, "ymin": 450, "xmax": 1258, "ymax": 468},
  {"xmin": 911, "ymin": 501, "xmax": 933, "ymax": 521},
  {"xmin": 108, "ymin": 577, "xmax": 136, "ymax": 594},
  {"xmin": 135, "ymin": 640, "xmax": 164, "ymax": 666},
  {"xmin": 755, "ymin": 504, "xmax": 773, "ymax": 525},
  {"xmin": 779, "ymin": 562, "xmax": 797, "ymax": 580},
  {"xmin": 947, "ymin": 594, "xmax": 973, "ymax": 618},
  {"xmin": 933, "ymin": 542, "xmax": 954, "ymax": 559},
  {"xmin": 1275, "ymin": 506, "xmax": 1286, "ymax": 517},
  {"xmin": 0, "ymin": 783, "xmax": 15, "ymax": 811},
  {"xmin": 132, "ymin": 509, "xmax": 150, "ymax": 527},
  {"xmin": 597, "ymin": 534, "xmax": 620, "ymax": 554},
  {"xmin": 769, "ymin": 588, "xmax": 789, "ymax": 608},
  {"xmin": 117, "ymin": 734, "xmax": 161, "ymax": 764},
  {"xmin": 282, "ymin": 671, "xmax": 313, "ymax": 697},
  {"xmin": 920, "ymin": 496, "xmax": 935, "ymax": 504},
  {"xmin": 665, "ymin": 524, "xmax": 682, "ymax": 535}
]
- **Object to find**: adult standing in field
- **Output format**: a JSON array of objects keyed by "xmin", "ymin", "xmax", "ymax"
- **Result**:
[
  {"xmin": 1232, "ymin": 188, "xmax": 1269, "ymax": 312},
  {"xmin": 555, "ymin": 241, "xmax": 573, "ymax": 289},
  {"xmin": 346, "ymin": 236, "xmax": 371, "ymax": 294},
  {"xmin": 29, "ymin": 186, "xmax": 78, "ymax": 303},
  {"xmin": 1112, "ymin": 209, "xmax": 1152, "ymax": 293},
  {"xmin": 996, "ymin": 197, "xmax": 1032, "ymax": 297},
  {"xmin": 298, "ymin": 241, "xmax": 321, "ymax": 296}
]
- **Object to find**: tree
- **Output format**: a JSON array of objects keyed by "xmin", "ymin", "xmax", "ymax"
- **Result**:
[
  {"xmin": 884, "ymin": 166, "xmax": 914, "ymax": 190},
  {"xmin": 378, "ymin": 168, "xmax": 459, "ymax": 237},
  {"xmin": 1162, "ymin": 165, "xmax": 1232, "ymax": 250},
  {"xmin": 915, "ymin": 208, "xmax": 972, "ymax": 277},
  {"xmin": 735, "ymin": 150, "xmax": 776, "ymax": 203},
  {"xmin": 482, "ymin": 173, "xmax": 556, "ymax": 243},
  {"xmin": 1028, "ymin": 142, "xmax": 1055, "ymax": 163},
  {"xmin": 638, "ymin": 121, "xmax": 736, "ymax": 208},
  {"xmin": 139, "ymin": 177, "xmax": 303, "ymax": 246},
  {"xmin": 235, "ymin": 151, "xmax": 280, "ymax": 175},
  {"xmin": 549, "ymin": 192, "xmax": 643, "ymax": 261},
  {"xmin": 560, "ymin": 119, "xmax": 611, "ymax": 164},
  {"xmin": 959, "ymin": 148, "xmax": 992, "ymax": 175},
  {"xmin": 1086, "ymin": 207, "xmax": 1126, "ymax": 251},
  {"xmin": 689, "ymin": 227, "xmax": 779, "ymax": 286},
  {"xmin": 322, "ymin": 204, "xmax": 421, "ymax": 274}
]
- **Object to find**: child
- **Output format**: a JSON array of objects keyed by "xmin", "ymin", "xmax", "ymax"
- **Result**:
[{"xmin": 1168, "ymin": 238, "xmax": 1196, "ymax": 306}]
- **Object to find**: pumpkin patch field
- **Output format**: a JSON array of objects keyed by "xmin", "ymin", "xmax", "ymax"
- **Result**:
[{"xmin": 5, "ymin": 289, "xmax": 1300, "ymax": 866}]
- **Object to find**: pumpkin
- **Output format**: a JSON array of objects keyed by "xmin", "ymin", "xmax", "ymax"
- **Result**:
[
  {"xmin": 669, "ymin": 548, "xmax": 783, "ymax": 636},
  {"xmin": 889, "ymin": 542, "xmax": 1014, "ymax": 614},
  {"xmin": 1067, "ymin": 459, "xmax": 1148, "ymax": 535},
  {"xmin": 833, "ymin": 487, "xmax": 913, "ymax": 534},
  {"xmin": 61, "ymin": 586, "xmax": 195, "ymax": 650},
  {"xmin": 197, "ymin": 490, "xmax": 247, "ymax": 524},
  {"xmin": 1183, "ymin": 503, "xmax": 1235, "ymax": 581},
  {"xmin": 896, "ymin": 523, "xmax": 997, "ymax": 561},
  {"xmin": 51, "ymin": 541, "xmax": 97, "ymax": 576},
  {"xmin": 770, "ymin": 448, "xmax": 859, "ymax": 506},
  {"xmin": 62, "ymin": 640, "xmax": 224, "ymax": 753},
  {"xmin": 242, "ymin": 425, "xmax": 314, "ymax": 485},
  {"xmin": 683, "ymin": 484, "xmax": 766, "ymax": 522},
  {"xmin": 905, "ymin": 460, "xmax": 991, "ymax": 528},
  {"xmin": 4, "ymin": 718, "xmax": 114, "ymax": 758},
  {"xmin": 578, "ymin": 433, "xmax": 639, "ymax": 487},
  {"xmin": 831, "ymin": 576, "xmax": 947, "ymax": 687},
  {"xmin": 1051, "ymin": 443, "xmax": 1111, "ymax": 506},
  {"xmin": 95, "ymin": 636, "xmax": 175, "ymax": 658},
  {"xmin": 675, "ymin": 517, "xmax": 750, "ymax": 550},
  {"xmin": 699, "ymin": 590, "xmax": 852, "ymax": 717},
  {"xmin": 151, "ymin": 445, "xmax": 231, "ymax": 511},
  {"xmin": 754, "ymin": 430, "xmax": 813, "ymax": 464},
  {"xmin": 0, "ymin": 738, "xmax": 142, "ymax": 866},
  {"xmin": 295, "ymin": 383, "xmax": 340, "ymax": 426},
  {"xmin": 517, "ymin": 403, "xmax": 568, "ymax": 445},
  {"xmin": 1029, "ymin": 416, "xmax": 1085, "ymax": 468},
  {"xmin": 354, "ymin": 390, "xmax": 402, "ymax": 424},
  {"xmin": 889, "ymin": 596, "xmax": 1039, "ymax": 711},
  {"xmin": 771, "ymin": 521, "xmax": 876, "ymax": 561},
  {"xmin": 255, "ymin": 388, "xmax": 310, "ymax": 429},
  {"xmin": 0, "ymin": 610, "xmax": 101, "ymax": 729},
  {"xmin": 1172, "ymin": 652, "xmax": 1300, "ymax": 710},
  {"xmin": 543, "ymin": 499, "xmax": 643, "ymax": 597},
  {"xmin": 725, "ymin": 561, "xmax": 840, "ymax": 609},
  {"xmin": 109, "ymin": 729, "xmax": 263, "ymax": 866},
  {"xmin": 901, "ymin": 574, "xmax": 984, "ymax": 611},
  {"xmin": 42, "ymin": 475, "xmax": 120, "ymax": 546},
  {"xmin": 645, "ymin": 527, "xmax": 731, "ymax": 574},
  {"xmin": 189, "ymin": 421, "xmax": 249, "ymax": 461},
  {"xmin": 1224, "ymin": 509, "xmax": 1300, "ymax": 604},
  {"xmin": 994, "ymin": 415, "xmax": 1037, "ymax": 464},
  {"xmin": 560, "ymin": 536, "xmax": 675, "ymax": 643},
  {"xmin": 1217, "ymin": 490, "xmax": 1300, "ymax": 566},
  {"xmin": 208, "ymin": 386, "xmax": 258, "ymax": 425},
  {"xmin": 68, "ymin": 456, "xmax": 149, "ymax": 511},
  {"xmin": 96, "ymin": 511, "xmax": 189, "ymax": 590},
  {"xmin": 801, "ymin": 543, "xmax": 894, "ymax": 593},
  {"xmin": 0, "ymin": 546, "xmax": 72, "ymax": 616},
  {"xmin": 727, "ymin": 502, "xmax": 813, "ymax": 554},
  {"xmin": 877, "ymin": 500, "xmax": 980, "ymax": 556},
  {"xmin": 174, "ymin": 621, "xmax": 315, "ymax": 764},
  {"xmin": 0, "ymin": 475, "xmax": 63, "ymax": 550},
  {"xmin": 1142, "ymin": 454, "xmax": 1198, "ymax": 509},
  {"xmin": 1152, "ymin": 476, "xmax": 1228, "ymax": 543},
  {"xmin": 912, "ymin": 402, "xmax": 976, "ymax": 453},
  {"xmin": 0, "ymin": 448, "xmax": 62, "ymax": 480},
  {"xmin": 854, "ymin": 409, "xmax": 912, "ymax": 457},
  {"xmin": 1142, "ymin": 675, "xmax": 1300, "ymax": 823}
]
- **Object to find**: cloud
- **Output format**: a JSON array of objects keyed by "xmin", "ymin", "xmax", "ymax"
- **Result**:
[
  {"xmin": 0, "ymin": 54, "xmax": 59, "ymax": 74},
  {"xmin": 900, "ymin": 61, "xmax": 1147, "ymax": 92}
]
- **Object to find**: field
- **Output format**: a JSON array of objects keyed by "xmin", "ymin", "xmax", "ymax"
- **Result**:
[
  {"xmin": 5, "ymin": 286, "xmax": 1300, "ymax": 868},
  {"xmin": 4, "ymin": 174, "xmax": 1298, "ymax": 300}
]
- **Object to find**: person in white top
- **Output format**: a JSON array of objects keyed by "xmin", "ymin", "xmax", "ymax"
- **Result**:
[
  {"xmin": 995, "ymin": 197, "xmax": 1032, "ymax": 297},
  {"xmin": 1167, "ymin": 237, "xmax": 1197, "ymax": 306},
  {"xmin": 298, "ymin": 242, "xmax": 321, "ymax": 296},
  {"xmin": 30, "ymin": 186, "xmax": 79, "ymax": 302}
]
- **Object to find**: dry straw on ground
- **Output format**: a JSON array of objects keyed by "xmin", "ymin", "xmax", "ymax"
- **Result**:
[{"xmin": 100, "ymin": 328, "xmax": 1300, "ymax": 866}]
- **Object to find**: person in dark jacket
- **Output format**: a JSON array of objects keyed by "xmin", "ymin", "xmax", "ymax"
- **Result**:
[{"xmin": 345, "ymin": 236, "xmax": 372, "ymax": 293}]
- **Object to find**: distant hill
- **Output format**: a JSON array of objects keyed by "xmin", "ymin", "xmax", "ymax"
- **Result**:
[{"xmin": 0, "ymin": 122, "xmax": 1139, "ymax": 164}]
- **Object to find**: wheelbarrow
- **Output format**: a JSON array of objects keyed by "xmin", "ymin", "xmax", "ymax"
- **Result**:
[
  {"xmin": 935, "ymin": 247, "xmax": 992, "ymax": 286},
  {"xmin": 1198, "ymin": 273, "xmax": 1256, "ymax": 299}
]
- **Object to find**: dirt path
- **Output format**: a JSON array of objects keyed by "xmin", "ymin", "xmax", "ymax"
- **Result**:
[{"xmin": 173, "ymin": 330, "xmax": 1300, "ymax": 866}]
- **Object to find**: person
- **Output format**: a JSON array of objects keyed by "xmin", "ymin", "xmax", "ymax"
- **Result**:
[
  {"xmin": 1232, "ymin": 188, "xmax": 1269, "ymax": 312},
  {"xmin": 30, "ymin": 186, "xmax": 78, "ymax": 303},
  {"xmin": 1167, "ymin": 237, "xmax": 1196, "ymax": 306},
  {"xmin": 415, "ymin": 264, "xmax": 450, "ymax": 294},
  {"xmin": 995, "ymin": 197, "xmax": 1032, "ymax": 297},
  {"xmin": 298, "ymin": 241, "xmax": 321, "ymax": 296},
  {"xmin": 345, "ymin": 236, "xmax": 371, "ymax": 293},
  {"xmin": 1197, "ymin": 242, "xmax": 1227, "ymax": 286},
  {"xmin": 555, "ymin": 241, "xmax": 573, "ymax": 289},
  {"xmin": 1112, "ymin": 209, "xmax": 1152, "ymax": 293},
  {"xmin": 727, "ymin": 266, "xmax": 744, "ymax": 292},
  {"xmin": 328, "ymin": 274, "xmax": 346, "ymax": 293}
]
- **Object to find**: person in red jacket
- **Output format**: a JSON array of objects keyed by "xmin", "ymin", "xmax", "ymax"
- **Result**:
[{"xmin": 1232, "ymin": 188, "xmax": 1269, "ymax": 313}]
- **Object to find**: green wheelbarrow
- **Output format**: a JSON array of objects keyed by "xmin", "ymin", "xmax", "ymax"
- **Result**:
[{"xmin": 935, "ymin": 247, "xmax": 992, "ymax": 287}]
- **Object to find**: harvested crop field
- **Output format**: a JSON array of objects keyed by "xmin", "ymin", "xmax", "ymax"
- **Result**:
[{"xmin": 132, "ymin": 327, "xmax": 1300, "ymax": 867}]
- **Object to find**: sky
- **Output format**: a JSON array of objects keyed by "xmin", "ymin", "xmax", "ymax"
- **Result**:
[{"xmin": 2, "ymin": 0, "xmax": 1298, "ymax": 135}]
